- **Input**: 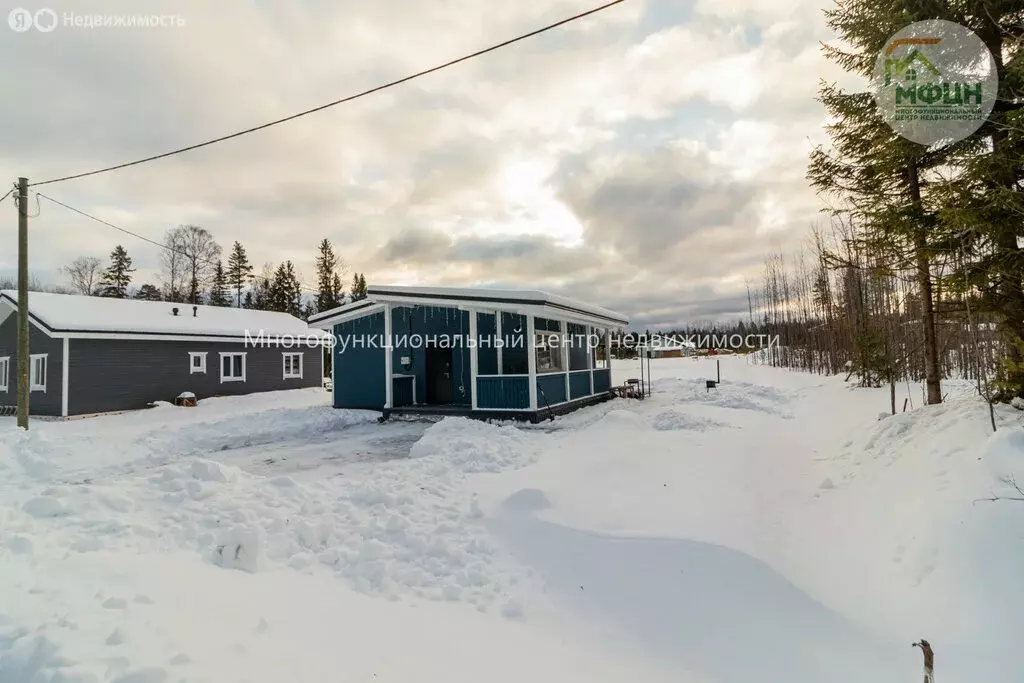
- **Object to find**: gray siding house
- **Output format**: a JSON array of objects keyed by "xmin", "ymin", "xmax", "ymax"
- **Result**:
[{"xmin": 0, "ymin": 291, "xmax": 328, "ymax": 417}]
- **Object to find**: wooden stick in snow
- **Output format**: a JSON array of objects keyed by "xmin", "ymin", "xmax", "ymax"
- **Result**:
[{"xmin": 913, "ymin": 640, "xmax": 934, "ymax": 683}]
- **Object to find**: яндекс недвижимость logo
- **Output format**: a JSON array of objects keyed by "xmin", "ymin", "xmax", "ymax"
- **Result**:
[{"xmin": 872, "ymin": 19, "xmax": 997, "ymax": 147}]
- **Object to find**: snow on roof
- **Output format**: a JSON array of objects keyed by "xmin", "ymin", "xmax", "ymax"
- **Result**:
[
  {"xmin": 309, "ymin": 284, "xmax": 629, "ymax": 328},
  {"xmin": 0, "ymin": 291, "xmax": 329, "ymax": 340}
]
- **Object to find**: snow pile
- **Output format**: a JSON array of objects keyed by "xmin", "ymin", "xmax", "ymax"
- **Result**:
[
  {"xmin": 654, "ymin": 377, "xmax": 794, "ymax": 417},
  {"xmin": 408, "ymin": 417, "xmax": 537, "ymax": 473},
  {"xmin": 141, "ymin": 405, "xmax": 378, "ymax": 460},
  {"xmin": 1, "ymin": 431, "xmax": 534, "ymax": 612},
  {"xmin": 650, "ymin": 408, "xmax": 733, "ymax": 432}
]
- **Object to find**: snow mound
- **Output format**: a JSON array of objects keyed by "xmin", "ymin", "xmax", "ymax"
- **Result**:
[
  {"xmin": 408, "ymin": 418, "xmax": 535, "ymax": 473},
  {"xmin": 656, "ymin": 378, "xmax": 793, "ymax": 416},
  {"xmin": 650, "ymin": 409, "xmax": 732, "ymax": 432},
  {"xmin": 590, "ymin": 409, "xmax": 649, "ymax": 431},
  {"xmin": 502, "ymin": 488, "xmax": 552, "ymax": 513},
  {"xmin": 213, "ymin": 526, "xmax": 267, "ymax": 573},
  {"xmin": 22, "ymin": 496, "xmax": 70, "ymax": 518},
  {"xmin": 144, "ymin": 406, "xmax": 377, "ymax": 458}
]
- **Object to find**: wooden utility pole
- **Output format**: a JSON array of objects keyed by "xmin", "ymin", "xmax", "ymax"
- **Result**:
[{"xmin": 16, "ymin": 177, "xmax": 29, "ymax": 429}]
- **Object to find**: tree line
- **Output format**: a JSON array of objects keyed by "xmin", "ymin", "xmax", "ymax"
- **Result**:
[
  {"xmin": 58, "ymin": 225, "xmax": 369, "ymax": 319},
  {"xmin": 743, "ymin": 1, "xmax": 1024, "ymax": 405}
]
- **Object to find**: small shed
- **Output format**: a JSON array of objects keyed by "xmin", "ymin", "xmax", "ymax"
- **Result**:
[{"xmin": 309, "ymin": 285, "xmax": 630, "ymax": 422}]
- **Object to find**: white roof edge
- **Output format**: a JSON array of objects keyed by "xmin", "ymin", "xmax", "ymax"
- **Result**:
[
  {"xmin": 0, "ymin": 290, "xmax": 326, "ymax": 339},
  {"xmin": 365, "ymin": 285, "xmax": 629, "ymax": 325},
  {"xmin": 307, "ymin": 299, "xmax": 382, "ymax": 328}
]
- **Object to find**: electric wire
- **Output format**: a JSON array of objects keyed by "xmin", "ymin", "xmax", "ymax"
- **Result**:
[
  {"xmin": 28, "ymin": 0, "xmax": 625, "ymax": 188},
  {"xmin": 36, "ymin": 192, "xmax": 321, "ymax": 294}
]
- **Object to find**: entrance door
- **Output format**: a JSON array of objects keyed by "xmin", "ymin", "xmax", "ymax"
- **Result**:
[{"xmin": 425, "ymin": 347, "xmax": 454, "ymax": 404}]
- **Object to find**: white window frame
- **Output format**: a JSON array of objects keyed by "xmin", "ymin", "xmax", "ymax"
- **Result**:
[
  {"xmin": 219, "ymin": 352, "xmax": 246, "ymax": 383},
  {"xmin": 282, "ymin": 352, "xmax": 303, "ymax": 379},
  {"xmin": 535, "ymin": 332, "xmax": 565, "ymax": 374},
  {"xmin": 189, "ymin": 352, "xmax": 208, "ymax": 374},
  {"xmin": 30, "ymin": 353, "xmax": 47, "ymax": 392},
  {"xmin": 0, "ymin": 356, "xmax": 9, "ymax": 392}
]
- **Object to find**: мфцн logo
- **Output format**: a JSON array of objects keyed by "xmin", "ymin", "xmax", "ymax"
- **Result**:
[{"xmin": 872, "ymin": 20, "xmax": 997, "ymax": 147}]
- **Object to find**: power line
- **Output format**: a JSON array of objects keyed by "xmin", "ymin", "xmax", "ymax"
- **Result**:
[
  {"xmin": 29, "ymin": 0, "xmax": 625, "ymax": 188},
  {"xmin": 0, "ymin": 187, "xmax": 12, "ymax": 204},
  {"xmin": 36, "ymin": 192, "xmax": 321, "ymax": 294}
]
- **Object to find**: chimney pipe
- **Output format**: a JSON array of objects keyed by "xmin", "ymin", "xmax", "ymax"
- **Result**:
[
  {"xmin": 193, "ymin": 306, "xmax": 198, "ymax": 317},
  {"xmin": 172, "ymin": 307, "xmax": 179, "ymax": 316}
]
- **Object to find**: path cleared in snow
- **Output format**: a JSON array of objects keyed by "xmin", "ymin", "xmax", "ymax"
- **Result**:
[{"xmin": 1, "ymin": 357, "xmax": 1022, "ymax": 683}]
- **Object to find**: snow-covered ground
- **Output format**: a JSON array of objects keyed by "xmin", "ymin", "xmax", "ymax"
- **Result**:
[{"xmin": 1, "ymin": 357, "xmax": 1023, "ymax": 683}]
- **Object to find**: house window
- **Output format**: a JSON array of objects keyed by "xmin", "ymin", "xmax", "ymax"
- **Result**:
[
  {"xmin": 0, "ymin": 357, "xmax": 8, "ymax": 392},
  {"xmin": 219, "ymin": 352, "xmax": 246, "ymax": 383},
  {"xmin": 189, "ymin": 352, "xmax": 207, "ymax": 374},
  {"xmin": 30, "ymin": 354, "xmax": 47, "ymax": 392},
  {"xmin": 535, "ymin": 332, "xmax": 564, "ymax": 374},
  {"xmin": 283, "ymin": 352, "xmax": 303, "ymax": 379}
]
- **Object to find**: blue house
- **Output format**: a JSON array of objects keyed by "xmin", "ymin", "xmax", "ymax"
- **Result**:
[{"xmin": 308, "ymin": 285, "xmax": 629, "ymax": 422}]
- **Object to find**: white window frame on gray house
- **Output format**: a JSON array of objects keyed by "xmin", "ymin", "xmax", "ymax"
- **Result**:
[
  {"xmin": 282, "ymin": 352, "xmax": 303, "ymax": 379},
  {"xmin": 30, "ymin": 353, "xmax": 47, "ymax": 392},
  {"xmin": 189, "ymin": 352, "xmax": 208, "ymax": 374},
  {"xmin": 0, "ymin": 356, "xmax": 9, "ymax": 392},
  {"xmin": 219, "ymin": 352, "xmax": 246, "ymax": 383}
]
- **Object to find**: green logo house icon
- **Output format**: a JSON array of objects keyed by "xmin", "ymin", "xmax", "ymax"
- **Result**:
[{"xmin": 873, "ymin": 20, "xmax": 997, "ymax": 147}]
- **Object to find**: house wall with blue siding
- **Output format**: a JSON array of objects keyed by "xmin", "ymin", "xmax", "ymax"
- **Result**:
[
  {"xmin": 476, "ymin": 375, "xmax": 529, "ymax": 409},
  {"xmin": 536, "ymin": 372, "xmax": 566, "ymax": 406},
  {"xmin": 333, "ymin": 312, "xmax": 386, "ymax": 408},
  {"xmin": 332, "ymin": 304, "xmax": 617, "ymax": 414},
  {"xmin": 390, "ymin": 305, "xmax": 473, "ymax": 406}
]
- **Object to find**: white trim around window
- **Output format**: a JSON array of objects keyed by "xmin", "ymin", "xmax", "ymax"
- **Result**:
[
  {"xmin": 219, "ymin": 352, "xmax": 246, "ymax": 383},
  {"xmin": 189, "ymin": 352, "xmax": 208, "ymax": 374},
  {"xmin": 282, "ymin": 352, "xmax": 303, "ymax": 379},
  {"xmin": 0, "ymin": 356, "xmax": 9, "ymax": 392},
  {"xmin": 30, "ymin": 353, "xmax": 47, "ymax": 392}
]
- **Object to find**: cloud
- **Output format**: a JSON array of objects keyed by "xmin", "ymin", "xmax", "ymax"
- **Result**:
[{"xmin": 0, "ymin": 0, "xmax": 837, "ymax": 326}]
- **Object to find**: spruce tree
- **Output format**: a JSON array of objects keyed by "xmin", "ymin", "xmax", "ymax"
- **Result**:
[
  {"xmin": 268, "ymin": 261, "xmax": 302, "ymax": 315},
  {"xmin": 134, "ymin": 283, "xmax": 162, "ymax": 301},
  {"xmin": 807, "ymin": 0, "xmax": 977, "ymax": 404},
  {"xmin": 350, "ymin": 273, "xmax": 368, "ymax": 301},
  {"xmin": 314, "ymin": 238, "xmax": 344, "ymax": 312},
  {"xmin": 208, "ymin": 261, "xmax": 231, "ymax": 307},
  {"xmin": 225, "ymin": 241, "xmax": 254, "ymax": 307},
  {"xmin": 932, "ymin": 5, "xmax": 1024, "ymax": 398},
  {"xmin": 99, "ymin": 245, "xmax": 135, "ymax": 298}
]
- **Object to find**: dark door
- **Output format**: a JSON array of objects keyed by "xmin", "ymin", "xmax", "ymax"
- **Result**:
[{"xmin": 425, "ymin": 347, "xmax": 453, "ymax": 404}]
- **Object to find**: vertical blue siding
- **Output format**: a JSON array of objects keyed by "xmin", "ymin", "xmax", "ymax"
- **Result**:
[
  {"xmin": 392, "ymin": 375, "xmax": 414, "ymax": 406},
  {"xmin": 476, "ymin": 375, "xmax": 529, "ymax": 409},
  {"xmin": 333, "ymin": 312, "xmax": 386, "ymax": 408},
  {"xmin": 388, "ymin": 305, "xmax": 473, "ymax": 406},
  {"xmin": 593, "ymin": 368, "xmax": 611, "ymax": 393},
  {"xmin": 569, "ymin": 370, "xmax": 592, "ymax": 399},
  {"xmin": 536, "ymin": 373, "xmax": 567, "ymax": 406}
]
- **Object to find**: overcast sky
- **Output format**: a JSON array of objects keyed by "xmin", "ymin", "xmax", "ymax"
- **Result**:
[{"xmin": 0, "ymin": 0, "xmax": 855, "ymax": 328}]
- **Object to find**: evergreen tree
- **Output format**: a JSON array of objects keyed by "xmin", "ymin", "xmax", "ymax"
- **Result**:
[
  {"xmin": 314, "ymin": 238, "xmax": 344, "ymax": 312},
  {"xmin": 99, "ymin": 245, "xmax": 135, "ymax": 298},
  {"xmin": 350, "ymin": 273, "xmax": 368, "ymax": 301},
  {"xmin": 932, "ymin": 6, "xmax": 1024, "ymax": 398},
  {"xmin": 268, "ymin": 261, "xmax": 302, "ymax": 316},
  {"xmin": 225, "ymin": 241, "xmax": 254, "ymax": 307},
  {"xmin": 134, "ymin": 283, "xmax": 162, "ymax": 301},
  {"xmin": 208, "ymin": 261, "xmax": 231, "ymax": 307},
  {"xmin": 805, "ymin": 0, "xmax": 979, "ymax": 405}
]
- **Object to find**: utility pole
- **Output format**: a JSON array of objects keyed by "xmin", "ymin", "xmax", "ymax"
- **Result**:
[{"xmin": 16, "ymin": 177, "xmax": 29, "ymax": 429}]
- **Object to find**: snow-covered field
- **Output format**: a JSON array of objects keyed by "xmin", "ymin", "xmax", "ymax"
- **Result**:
[{"xmin": 2, "ymin": 356, "xmax": 1023, "ymax": 683}]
